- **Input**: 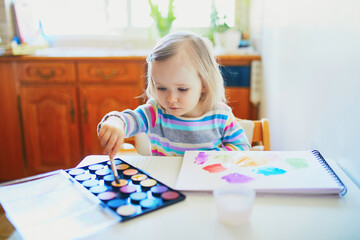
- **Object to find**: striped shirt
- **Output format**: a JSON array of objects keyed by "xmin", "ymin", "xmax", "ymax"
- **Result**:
[{"xmin": 100, "ymin": 99, "xmax": 250, "ymax": 156}]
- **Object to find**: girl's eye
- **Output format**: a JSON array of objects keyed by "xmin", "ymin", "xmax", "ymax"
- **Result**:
[
  {"xmin": 157, "ymin": 87, "xmax": 166, "ymax": 91},
  {"xmin": 178, "ymin": 88, "xmax": 188, "ymax": 92}
]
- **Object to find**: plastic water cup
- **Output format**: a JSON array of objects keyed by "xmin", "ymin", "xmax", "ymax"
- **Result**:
[{"xmin": 213, "ymin": 184, "xmax": 256, "ymax": 226}]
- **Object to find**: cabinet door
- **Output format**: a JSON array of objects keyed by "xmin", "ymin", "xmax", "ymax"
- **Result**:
[
  {"xmin": 20, "ymin": 86, "xmax": 81, "ymax": 175},
  {"xmin": 0, "ymin": 62, "xmax": 26, "ymax": 181},
  {"xmin": 226, "ymin": 87, "xmax": 250, "ymax": 119},
  {"xmin": 79, "ymin": 86, "xmax": 141, "ymax": 157}
]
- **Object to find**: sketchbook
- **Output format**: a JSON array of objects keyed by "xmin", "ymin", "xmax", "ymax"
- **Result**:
[{"xmin": 175, "ymin": 150, "xmax": 347, "ymax": 197}]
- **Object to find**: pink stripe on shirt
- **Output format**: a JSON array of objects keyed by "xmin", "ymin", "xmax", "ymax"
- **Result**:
[
  {"xmin": 224, "ymin": 121, "xmax": 235, "ymax": 132},
  {"xmin": 148, "ymin": 104, "xmax": 156, "ymax": 128}
]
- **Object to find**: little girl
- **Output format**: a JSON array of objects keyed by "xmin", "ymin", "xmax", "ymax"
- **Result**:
[{"xmin": 98, "ymin": 31, "xmax": 250, "ymax": 158}]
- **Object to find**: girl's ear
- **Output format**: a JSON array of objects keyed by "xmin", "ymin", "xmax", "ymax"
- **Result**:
[
  {"xmin": 198, "ymin": 73, "xmax": 207, "ymax": 95},
  {"xmin": 200, "ymin": 84, "xmax": 207, "ymax": 101},
  {"xmin": 202, "ymin": 84, "xmax": 207, "ymax": 94},
  {"xmin": 200, "ymin": 82, "xmax": 207, "ymax": 101},
  {"xmin": 199, "ymin": 76, "xmax": 206, "ymax": 91}
]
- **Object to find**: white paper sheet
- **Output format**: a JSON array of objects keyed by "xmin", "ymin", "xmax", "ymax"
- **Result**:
[{"xmin": 0, "ymin": 171, "xmax": 119, "ymax": 240}]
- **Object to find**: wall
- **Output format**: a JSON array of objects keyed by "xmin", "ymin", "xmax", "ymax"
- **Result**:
[
  {"xmin": 259, "ymin": 0, "xmax": 360, "ymax": 186},
  {"xmin": 0, "ymin": 0, "xmax": 13, "ymax": 45}
]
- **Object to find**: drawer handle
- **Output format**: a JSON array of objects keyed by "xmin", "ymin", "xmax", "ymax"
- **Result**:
[
  {"xmin": 96, "ymin": 69, "xmax": 118, "ymax": 80},
  {"xmin": 35, "ymin": 69, "xmax": 55, "ymax": 79},
  {"xmin": 82, "ymin": 98, "xmax": 88, "ymax": 124},
  {"xmin": 70, "ymin": 100, "xmax": 75, "ymax": 123}
]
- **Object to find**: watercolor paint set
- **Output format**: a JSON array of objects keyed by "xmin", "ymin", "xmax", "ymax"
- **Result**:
[{"xmin": 66, "ymin": 158, "xmax": 186, "ymax": 222}]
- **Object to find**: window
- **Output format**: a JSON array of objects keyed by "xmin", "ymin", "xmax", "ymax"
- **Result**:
[{"xmin": 30, "ymin": 0, "xmax": 235, "ymax": 36}]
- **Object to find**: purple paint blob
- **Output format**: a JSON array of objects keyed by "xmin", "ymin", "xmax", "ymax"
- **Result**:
[
  {"xmin": 194, "ymin": 152, "xmax": 209, "ymax": 165},
  {"xmin": 254, "ymin": 167, "xmax": 287, "ymax": 176},
  {"xmin": 221, "ymin": 173, "xmax": 254, "ymax": 183}
]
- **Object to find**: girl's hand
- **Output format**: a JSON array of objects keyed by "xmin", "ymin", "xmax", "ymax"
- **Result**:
[{"xmin": 98, "ymin": 117, "xmax": 125, "ymax": 158}]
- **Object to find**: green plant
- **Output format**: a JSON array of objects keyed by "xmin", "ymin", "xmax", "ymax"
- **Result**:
[
  {"xmin": 208, "ymin": 2, "xmax": 230, "ymax": 44},
  {"xmin": 148, "ymin": 0, "xmax": 176, "ymax": 37}
]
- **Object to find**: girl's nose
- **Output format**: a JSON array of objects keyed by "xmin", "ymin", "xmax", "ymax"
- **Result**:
[{"xmin": 167, "ymin": 92, "xmax": 178, "ymax": 103}]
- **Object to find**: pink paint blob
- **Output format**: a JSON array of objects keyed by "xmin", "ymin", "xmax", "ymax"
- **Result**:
[
  {"xmin": 221, "ymin": 173, "xmax": 254, "ymax": 183},
  {"xmin": 202, "ymin": 164, "xmax": 227, "ymax": 173},
  {"xmin": 194, "ymin": 152, "xmax": 209, "ymax": 165}
]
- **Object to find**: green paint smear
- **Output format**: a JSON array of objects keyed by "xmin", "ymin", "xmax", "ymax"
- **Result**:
[
  {"xmin": 286, "ymin": 158, "xmax": 308, "ymax": 169},
  {"xmin": 214, "ymin": 155, "xmax": 232, "ymax": 161}
]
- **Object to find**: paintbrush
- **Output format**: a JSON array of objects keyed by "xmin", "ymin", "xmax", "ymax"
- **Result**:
[{"xmin": 109, "ymin": 155, "xmax": 120, "ymax": 184}]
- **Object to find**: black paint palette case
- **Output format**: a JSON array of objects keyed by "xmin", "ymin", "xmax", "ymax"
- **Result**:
[{"xmin": 66, "ymin": 158, "xmax": 186, "ymax": 222}]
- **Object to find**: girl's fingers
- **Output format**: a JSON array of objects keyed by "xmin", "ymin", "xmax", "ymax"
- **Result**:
[
  {"xmin": 98, "ymin": 125, "xmax": 107, "ymax": 140},
  {"xmin": 104, "ymin": 133, "xmax": 119, "ymax": 156},
  {"xmin": 100, "ymin": 129, "xmax": 111, "ymax": 147},
  {"xmin": 111, "ymin": 138, "xmax": 124, "ymax": 158},
  {"xmin": 98, "ymin": 126, "xmax": 108, "ymax": 145},
  {"xmin": 98, "ymin": 123, "xmax": 125, "ymax": 157},
  {"xmin": 103, "ymin": 148, "xmax": 110, "ymax": 155}
]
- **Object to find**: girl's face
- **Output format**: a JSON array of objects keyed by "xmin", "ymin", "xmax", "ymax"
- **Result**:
[{"xmin": 151, "ymin": 52, "xmax": 205, "ymax": 118}]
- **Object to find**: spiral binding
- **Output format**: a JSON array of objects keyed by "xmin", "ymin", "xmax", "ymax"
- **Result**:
[{"xmin": 311, "ymin": 150, "xmax": 347, "ymax": 197}]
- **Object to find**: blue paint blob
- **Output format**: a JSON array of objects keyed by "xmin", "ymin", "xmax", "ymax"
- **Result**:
[
  {"xmin": 103, "ymin": 174, "xmax": 115, "ymax": 185},
  {"xmin": 90, "ymin": 185, "xmax": 108, "ymax": 195},
  {"xmin": 88, "ymin": 164, "xmax": 105, "ymax": 174},
  {"xmin": 254, "ymin": 167, "xmax": 287, "ymax": 176},
  {"xmin": 107, "ymin": 199, "xmax": 126, "ymax": 209},
  {"xmin": 107, "ymin": 159, "xmax": 122, "ymax": 166},
  {"xmin": 68, "ymin": 168, "xmax": 85, "ymax": 177},
  {"xmin": 130, "ymin": 192, "xmax": 147, "ymax": 203},
  {"xmin": 82, "ymin": 179, "xmax": 100, "ymax": 188},
  {"xmin": 140, "ymin": 198, "xmax": 161, "ymax": 209}
]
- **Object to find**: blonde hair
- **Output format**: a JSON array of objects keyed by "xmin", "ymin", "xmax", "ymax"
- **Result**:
[{"xmin": 146, "ymin": 31, "xmax": 226, "ymax": 113}]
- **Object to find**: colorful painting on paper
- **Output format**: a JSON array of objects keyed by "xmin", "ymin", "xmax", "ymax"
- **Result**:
[
  {"xmin": 176, "ymin": 151, "xmax": 311, "ymax": 190},
  {"xmin": 175, "ymin": 150, "xmax": 341, "ymax": 193}
]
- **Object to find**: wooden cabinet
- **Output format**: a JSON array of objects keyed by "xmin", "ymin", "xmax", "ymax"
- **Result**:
[
  {"xmin": 0, "ymin": 54, "xmax": 259, "ymax": 181},
  {"xmin": 15, "ymin": 58, "xmax": 145, "ymax": 176}
]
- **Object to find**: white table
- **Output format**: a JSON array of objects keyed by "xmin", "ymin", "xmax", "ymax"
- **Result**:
[{"xmin": 77, "ymin": 154, "xmax": 360, "ymax": 240}]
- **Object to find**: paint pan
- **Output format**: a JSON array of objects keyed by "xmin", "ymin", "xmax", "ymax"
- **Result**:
[
  {"xmin": 88, "ymin": 164, "xmax": 104, "ymax": 174},
  {"xmin": 123, "ymin": 169, "xmax": 139, "ymax": 179},
  {"xmin": 103, "ymin": 175, "xmax": 115, "ymax": 185},
  {"xmin": 151, "ymin": 186, "xmax": 168, "ymax": 197},
  {"xmin": 95, "ymin": 168, "xmax": 112, "ymax": 179},
  {"xmin": 131, "ymin": 174, "xmax": 147, "ymax": 184},
  {"xmin": 111, "ymin": 179, "xmax": 128, "ymax": 190},
  {"xmin": 82, "ymin": 179, "xmax": 99, "ymax": 189}
]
